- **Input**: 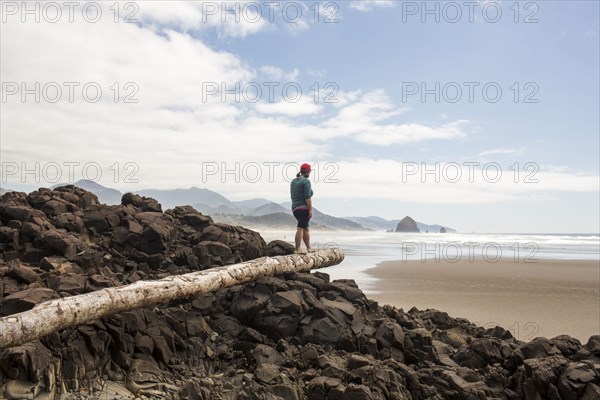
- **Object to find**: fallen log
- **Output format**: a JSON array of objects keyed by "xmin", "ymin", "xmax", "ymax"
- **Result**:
[{"xmin": 0, "ymin": 248, "xmax": 344, "ymax": 349}]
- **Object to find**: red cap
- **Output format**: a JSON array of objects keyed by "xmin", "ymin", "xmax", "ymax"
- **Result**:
[{"xmin": 300, "ymin": 163, "xmax": 311, "ymax": 172}]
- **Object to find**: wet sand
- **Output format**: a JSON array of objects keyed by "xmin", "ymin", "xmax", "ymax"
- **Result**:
[{"xmin": 367, "ymin": 258, "xmax": 600, "ymax": 342}]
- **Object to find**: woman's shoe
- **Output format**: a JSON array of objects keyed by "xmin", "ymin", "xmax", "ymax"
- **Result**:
[
  {"xmin": 294, "ymin": 249, "xmax": 307, "ymax": 254},
  {"xmin": 307, "ymin": 247, "xmax": 316, "ymax": 253}
]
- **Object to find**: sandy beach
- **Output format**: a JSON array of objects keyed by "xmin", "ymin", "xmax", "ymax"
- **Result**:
[{"xmin": 367, "ymin": 258, "xmax": 600, "ymax": 343}]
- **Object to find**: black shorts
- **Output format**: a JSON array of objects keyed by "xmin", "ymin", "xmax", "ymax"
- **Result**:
[{"xmin": 293, "ymin": 209, "xmax": 310, "ymax": 229}]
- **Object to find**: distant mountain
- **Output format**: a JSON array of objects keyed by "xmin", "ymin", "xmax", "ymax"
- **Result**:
[
  {"xmin": 249, "ymin": 202, "xmax": 289, "ymax": 216},
  {"xmin": 279, "ymin": 203, "xmax": 369, "ymax": 230},
  {"xmin": 136, "ymin": 187, "xmax": 231, "ymax": 209},
  {"xmin": 347, "ymin": 215, "xmax": 457, "ymax": 233},
  {"xmin": 43, "ymin": 181, "xmax": 453, "ymax": 232},
  {"xmin": 195, "ymin": 201, "xmax": 366, "ymax": 231},
  {"xmin": 311, "ymin": 209, "xmax": 367, "ymax": 231},
  {"xmin": 0, "ymin": 187, "xmax": 13, "ymax": 196},
  {"xmin": 209, "ymin": 212, "xmax": 299, "ymax": 230},
  {"xmin": 231, "ymin": 198, "xmax": 273, "ymax": 209},
  {"xmin": 193, "ymin": 203, "xmax": 241, "ymax": 216},
  {"xmin": 52, "ymin": 180, "xmax": 123, "ymax": 205},
  {"xmin": 417, "ymin": 222, "xmax": 457, "ymax": 234},
  {"xmin": 209, "ymin": 212, "xmax": 338, "ymax": 231},
  {"xmin": 346, "ymin": 216, "xmax": 399, "ymax": 231}
]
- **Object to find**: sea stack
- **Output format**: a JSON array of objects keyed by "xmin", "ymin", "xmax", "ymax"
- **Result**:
[
  {"xmin": 440, "ymin": 227, "xmax": 447, "ymax": 233},
  {"xmin": 395, "ymin": 216, "xmax": 420, "ymax": 232}
]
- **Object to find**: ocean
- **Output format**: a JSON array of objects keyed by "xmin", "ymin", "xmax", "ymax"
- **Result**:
[{"xmin": 258, "ymin": 230, "xmax": 600, "ymax": 294}]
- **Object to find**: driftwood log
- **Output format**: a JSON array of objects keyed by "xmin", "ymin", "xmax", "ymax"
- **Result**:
[{"xmin": 0, "ymin": 248, "xmax": 344, "ymax": 349}]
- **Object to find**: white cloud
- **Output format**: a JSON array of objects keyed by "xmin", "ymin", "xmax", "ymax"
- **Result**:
[
  {"xmin": 349, "ymin": 0, "xmax": 395, "ymax": 12},
  {"xmin": 320, "ymin": 90, "xmax": 466, "ymax": 145},
  {"xmin": 172, "ymin": 159, "xmax": 600, "ymax": 205},
  {"xmin": 255, "ymin": 97, "xmax": 321, "ymax": 116},
  {"xmin": 259, "ymin": 66, "xmax": 300, "ymax": 81},
  {"xmin": 5, "ymin": 8, "xmax": 593, "ymax": 207},
  {"xmin": 477, "ymin": 147, "xmax": 526, "ymax": 157},
  {"xmin": 307, "ymin": 68, "xmax": 327, "ymax": 77},
  {"xmin": 134, "ymin": 1, "xmax": 268, "ymax": 38}
]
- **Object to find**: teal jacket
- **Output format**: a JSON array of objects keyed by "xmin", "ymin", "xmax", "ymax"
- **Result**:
[{"xmin": 290, "ymin": 177, "xmax": 313, "ymax": 210}]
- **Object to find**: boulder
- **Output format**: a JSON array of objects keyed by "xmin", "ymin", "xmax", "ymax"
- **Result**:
[
  {"xmin": 557, "ymin": 361, "xmax": 599, "ymax": 400},
  {"xmin": 7, "ymin": 264, "xmax": 40, "ymax": 284},
  {"xmin": 40, "ymin": 199, "xmax": 70, "ymax": 216},
  {"xmin": 3, "ymin": 287, "xmax": 58, "ymax": 315},
  {"xmin": 395, "ymin": 216, "xmax": 420, "ymax": 233},
  {"xmin": 139, "ymin": 223, "xmax": 174, "ymax": 254},
  {"xmin": 404, "ymin": 328, "xmax": 436, "ymax": 365},
  {"xmin": 265, "ymin": 240, "xmax": 295, "ymax": 256},
  {"xmin": 121, "ymin": 193, "xmax": 162, "ymax": 212},
  {"xmin": 33, "ymin": 230, "xmax": 85, "ymax": 260},
  {"xmin": 517, "ymin": 354, "xmax": 569, "ymax": 399},
  {"xmin": 53, "ymin": 213, "xmax": 84, "ymax": 233},
  {"xmin": 0, "ymin": 341, "xmax": 54, "ymax": 382}
]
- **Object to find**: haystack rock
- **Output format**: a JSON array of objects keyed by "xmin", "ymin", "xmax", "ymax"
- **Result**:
[
  {"xmin": 440, "ymin": 226, "xmax": 447, "ymax": 233},
  {"xmin": 395, "ymin": 216, "xmax": 420, "ymax": 232}
]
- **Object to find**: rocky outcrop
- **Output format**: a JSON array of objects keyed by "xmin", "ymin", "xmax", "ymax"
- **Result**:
[
  {"xmin": 1, "ymin": 187, "xmax": 599, "ymax": 399},
  {"xmin": 0, "ymin": 186, "xmax": 271, "ymax": 271},
  {"xmin": 395, "ymin": 216, "xmax": 420, "ymax": 233}
]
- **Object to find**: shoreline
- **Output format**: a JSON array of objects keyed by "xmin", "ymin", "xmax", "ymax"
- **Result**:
[{"xmin": 366, "ymin": 257, "xmax": 600, "ymax": 342}]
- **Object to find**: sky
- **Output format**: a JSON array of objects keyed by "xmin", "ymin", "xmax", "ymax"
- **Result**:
[{"xmin": 1, "ymin": 0, "xmax": 599, "ymax": 233}]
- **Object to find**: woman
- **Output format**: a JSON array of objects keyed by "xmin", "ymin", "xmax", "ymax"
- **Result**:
[{"xmin": 290, "ymin": 163, "xmax": 314, "ymax": 254}]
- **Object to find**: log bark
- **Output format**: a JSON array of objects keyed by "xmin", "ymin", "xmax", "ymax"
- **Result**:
[{"xmin": 0, "ymin": 248, "xmax": 344, "ymax": 349}]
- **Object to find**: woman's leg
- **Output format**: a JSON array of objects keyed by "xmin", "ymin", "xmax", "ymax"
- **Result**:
[
  {"xmin": 302, "ymin": 228, "xmax": 310, "ymax": 250},
  {"xmin": 295, "ymin": 227, "xmax": 304, "ymax": 251}
]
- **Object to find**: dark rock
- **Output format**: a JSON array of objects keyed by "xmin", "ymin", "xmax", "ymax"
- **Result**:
[
  {"xmin": 139, "ymin": 222, "xmax": 174, "ymax": 254},
  {"xmin": 49, "ymin": 273, "xmax": 87, "ymax": 294},
  {"xmin": 581, "ymin": 383, "xmax": 600, "ymax": 400},
  {"xmin": 3, "ymin": 287, "xmax": 58, "ymax": 315},
  {"xmin": 557, "ymin": 361, "xmax": 599, "ymax": 400},
  {"xmin": 7, "ymin": 264, "xmax": 40, "ymax": 284},
  {"xmin": 254, "ymin": 344, "xmax": 284, "ymax": 366},
  {"xmin": 0, "ymin": 204, "xmax": 45, "ymax": 224},
  {"xmin": 265, "ymin": 240, "xmax": 295, "ymax": 256},
  {"xmin": 404, "ymin": 328, "xmax": 437, "ymax": 365},
  {"xmin": 585, "ymin": 335, "xmax": 600, "ymax": 356},
  {"xmin": 395, "ymin": 216, "xmax": 420, "ymax": 233},
  {"xmin": 19, "ymin": 221, "xmax": 42, "ymax": 242},
  {"xmin": 127, "ymin": 358, "xmax": 163, "ymax": 387},
  {"xmin": 39, "ymin": 256, "xmax": 75, "ymax": 274},
  {"xmin": 375, "ymin": 320, "xmax": 405, "ymax": 350},
  {"xmin": 195, "ymin": 241, "xmax": 232, "ymax": 260},
  {"xmin": 201, "ymin": 225, "xmax": 230, "ymax": 244},
  {"xmin": 455, "ymin": 337, "xmax": 510, "ymax": 369},
  {"xmin": 41, "ymin": 199, "xmax": 70, "ymax": 216},
  {"xmin": 551, "ymin": 335, "xmax": 583, "ymax": 358},
  {"xmin": 33, "ymin": 230, "xmax": 85, "ymax": 260},
  {"xmin": 255, "ymin": 363, "xmax": 280, "ymax": 383},
  {"xmin": 53, "ymin": 213, "xmax": 84, "ymax": 233},
  {"xmin": 0, "ymin": 341, "xmax": 53, "ymax": 382},
  {"xmin": 266, "ymin": 385, "xmax": 300, "ymax": 400},
  {"xmin": 123, "ymin": 218, "xmax": 144, "ymax": 235},
  {"xmin": 82, "ymin": 210, "xmax": 111, "ymax": 234},
  {"xmin": 517, "ymin": 354, "xmax": 569, "ymax": 399},
  {"xmin": 0, "ymin": 227, "xmax": 20, "ymax": 251},
  {"xmin": 347, "ymin": 354, "xmax": 372, "ymax": 370},
  {"xmin": 306, "ymin": 376, "xmax": 345, "ymax": 400},
  {"xmin": 121, "ymin": 193, "xmax": 162, "ymax": 212}
]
